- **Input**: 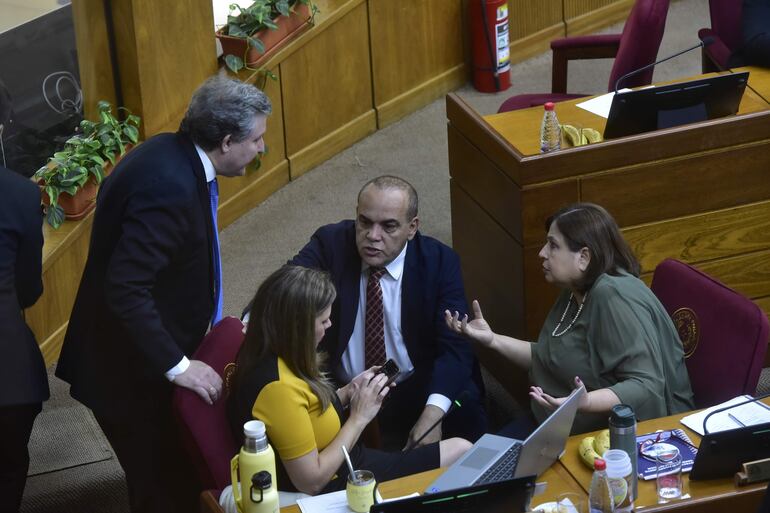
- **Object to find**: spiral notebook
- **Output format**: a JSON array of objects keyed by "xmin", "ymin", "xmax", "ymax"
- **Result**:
[{"xmin": 636, "ymin": 429, "xmax": 698, "ymax": 481}]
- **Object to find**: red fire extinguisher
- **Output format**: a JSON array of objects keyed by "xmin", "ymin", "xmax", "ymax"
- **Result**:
[{"xmin": 469, "ymin": 0, "xmax": 511, "ymax": 93}]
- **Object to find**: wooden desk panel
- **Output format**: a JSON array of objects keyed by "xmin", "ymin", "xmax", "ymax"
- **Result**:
[
  {"xmin": 558, "ymin": 405, "xmax": 770, "ymax": 512},
  {"xmin": 278, "ymin": 465, "xmax": 586, "ymax": 512},
  {"xmin": 448, "ymin": 67, "xmax": 770, "ymax": 345}
]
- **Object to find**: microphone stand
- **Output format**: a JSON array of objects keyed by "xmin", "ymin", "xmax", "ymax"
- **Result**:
[{"xmin": 614, "ymin": 40, "xmax": 708, "ymax": 94}]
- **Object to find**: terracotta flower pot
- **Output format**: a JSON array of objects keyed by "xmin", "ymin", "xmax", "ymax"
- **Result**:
[
  {"xmin": 40, "ymin": 177, "xmax": 98, "ymax": 220},
  {"xmin": 217, "ymin": 2, "xmax": 312, "ymax": 67}
]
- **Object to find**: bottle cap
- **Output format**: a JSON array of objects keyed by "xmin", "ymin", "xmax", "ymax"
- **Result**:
[
  {"xmin": 244, "ymin": 420, "xmax": 266, "ymax": 438},
  {"xmin": 594, "ymin": 458, "xmax": 606, "ymax": 470},
  {"xmin": 252, "ymin": 470, "xmax": 272, "ymax": 489},
  {"xmin": 544, "ymin": 102, "xmax": 555, "ymax": 111},
  {"xmin": 610, "ymin": 404, "xmax": 636, "ymax": 427}
]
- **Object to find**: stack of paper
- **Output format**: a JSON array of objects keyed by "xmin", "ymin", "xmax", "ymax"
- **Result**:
[{"xmin": 680, "ymin": 395, "xmax": 770, "ymax": 436}]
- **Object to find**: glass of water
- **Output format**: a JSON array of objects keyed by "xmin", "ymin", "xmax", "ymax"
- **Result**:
[{"xmin": 655, "ymin": 445, "xmax": 682, "ymax": 502}]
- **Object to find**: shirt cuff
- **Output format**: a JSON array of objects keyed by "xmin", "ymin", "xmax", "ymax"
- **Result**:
[
  {"xmin": 426, "ymin": 393, "xmax": 452, "ymax": 413},
  {"xmin": 165, "ymin": 356, "xmax": 190, "ymax": 382}
]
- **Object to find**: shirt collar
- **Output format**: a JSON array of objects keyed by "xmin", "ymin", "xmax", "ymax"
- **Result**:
[
  {"xmin": 194, "ymin": 144, "xmax": 217, "ymax": 183},
  {"xmin": 363, "ymin": 241, "xmax": 408, "ymax": 280}
]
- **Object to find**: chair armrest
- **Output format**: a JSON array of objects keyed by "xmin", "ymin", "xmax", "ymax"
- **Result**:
[
  {"xmin": 698, "ymin": 28, "xmax": 733, "ymax": 72},
  {"xmin": 200, "ymin": 490, "xmax": 225, "ymax": 513},
  {"xmin": 551, "ymin": 34, "xmax": 622, "ymax": 93}
]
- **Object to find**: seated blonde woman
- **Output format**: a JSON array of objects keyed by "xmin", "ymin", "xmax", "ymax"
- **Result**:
[
  {"xmin": 228, "ymin": 265, "xmax": 470, "ymax": 495},
  {"xmin": 446, "ymin": 203, "xmax": 694, "ymax": 435}
]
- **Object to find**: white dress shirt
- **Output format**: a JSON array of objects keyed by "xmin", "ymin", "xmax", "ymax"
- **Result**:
[
  {"xmin": 340, "ymin": 242, "xmax": 451, "ymax": 413},
  {"xmin": 164, "ymin": 144, "xmax": 217, "ymax": 381}
]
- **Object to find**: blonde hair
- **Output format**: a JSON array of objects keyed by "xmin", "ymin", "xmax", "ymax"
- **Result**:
[{"xmin": 234, "ymin": 265, "xmax": 337, "ymax": 410}]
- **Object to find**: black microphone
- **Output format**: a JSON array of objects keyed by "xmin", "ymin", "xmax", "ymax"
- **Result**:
[
  {"xmin": 614, "ymin": 37, "xmax": 715, "ymax": 94},
  {"xmin": 701, "ymin": 391, "xmax": 770, "ymax": 435},
  {"xmin": 376, "ymin": 390, "xmax": 470, "ymax": 480}
]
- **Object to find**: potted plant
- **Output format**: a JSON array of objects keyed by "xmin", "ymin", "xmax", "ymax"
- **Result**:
[
  {"xmin": 35, "ymin": 101, "xmax": 140, "ymax": 229},
  {"xmin": 217, "ymin": 0, "xmax": 317, "ymax": 73}
]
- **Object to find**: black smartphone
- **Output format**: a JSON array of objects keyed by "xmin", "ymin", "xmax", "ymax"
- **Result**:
[{"xmin": 378, "ymin": 359, "xmax": 400, "ymax": 386}]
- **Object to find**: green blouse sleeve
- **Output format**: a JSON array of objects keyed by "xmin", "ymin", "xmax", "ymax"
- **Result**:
[{"xmin": 588, "ymin": 283, "xmax": 668, "ymax": 418}]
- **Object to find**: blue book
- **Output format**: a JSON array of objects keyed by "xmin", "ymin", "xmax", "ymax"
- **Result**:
[{"xmin": 636, "ymin": 429, "xmax": 698, "ymax": 480}]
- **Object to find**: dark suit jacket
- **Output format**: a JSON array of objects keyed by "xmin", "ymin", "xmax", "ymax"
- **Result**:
[
  {"xmin": 56, "ymin": 133, "xmax": 215, "ymax": 412},
  {"xmin": 0, "ymin": 166, "xmax": 47, "ymax": 407},
  {"xmin": 290, "ymin": 220, "xmax": 483, "ymax": 401}
]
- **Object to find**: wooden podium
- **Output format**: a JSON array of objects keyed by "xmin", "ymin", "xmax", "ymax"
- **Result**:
[{"xmin": 447, "ymin": 68, "xmax": 770, "ymax": 402}]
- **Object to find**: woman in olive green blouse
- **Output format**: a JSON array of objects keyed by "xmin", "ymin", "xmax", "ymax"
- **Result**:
[{"xmin": 446, "ymin": 203, "xmax": 694, "ymax": 434}]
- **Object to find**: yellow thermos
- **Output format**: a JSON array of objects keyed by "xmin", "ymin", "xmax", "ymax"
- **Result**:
[{"xmin": 231, "ymin": 420, "xmax": 279, "ymax": 513}]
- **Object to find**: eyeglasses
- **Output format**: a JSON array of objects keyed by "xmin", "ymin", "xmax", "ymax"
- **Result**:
[{"xmin": 638, "ymin": 430, "xmax": 698, "ymax": 461}]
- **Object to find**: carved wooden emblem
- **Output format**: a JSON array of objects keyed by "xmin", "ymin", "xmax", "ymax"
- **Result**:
[
  {"xmin": 223, "ymin": 362, "xmax": 237, "ymax": 398},
  {"xmin": 672, "ymin": 307, "xmax": 699, "ymax": 358}
]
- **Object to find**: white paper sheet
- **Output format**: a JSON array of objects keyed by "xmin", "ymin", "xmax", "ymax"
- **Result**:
[
  {"xmin": 680, "ymin": 395, "xmax": 770, "ymax": 435},
  {"xmin": 575, "ymin": 90, "xmax": 629, "ymax": 118}
]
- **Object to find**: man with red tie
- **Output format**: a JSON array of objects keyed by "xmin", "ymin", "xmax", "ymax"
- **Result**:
[{"xmin": 290, "ymin": 175, "xmax": 487, "ymax": 449}]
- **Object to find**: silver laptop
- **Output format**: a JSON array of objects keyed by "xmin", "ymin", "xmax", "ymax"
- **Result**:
[{"xmin": 425, "ymin": 386, "xmax": 586, "ymax": 494}]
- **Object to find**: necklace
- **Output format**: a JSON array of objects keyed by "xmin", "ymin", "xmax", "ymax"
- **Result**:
[{"xmin": 551, "ymin": 292, "xmax": 588, "ymax": 337}]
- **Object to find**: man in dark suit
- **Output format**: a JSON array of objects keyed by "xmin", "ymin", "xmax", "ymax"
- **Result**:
[
  {"xmin": 290, "ymin": 176, "xmax": 486, "ymax": 449},
  {"xmin": 56, "ymin": 76, "xmax": 271, "ymax": 513},
  {"xmin": 0, "ymin": 165, "xmax": 47, "ymax": 513},
  {"xmin": 730, "ymin": 0, "xmax": 770, "ymax": 67}
]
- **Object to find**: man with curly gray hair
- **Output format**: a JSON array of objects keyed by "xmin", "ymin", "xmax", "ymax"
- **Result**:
[{"xmin": 57, "ymin": 75, "xmax": 271, "ymax": 513}]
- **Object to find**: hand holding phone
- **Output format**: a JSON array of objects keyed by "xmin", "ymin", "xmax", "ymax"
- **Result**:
[{"xmin": 377, "ymin": 359, "xmax": 400, "ymax": 387}]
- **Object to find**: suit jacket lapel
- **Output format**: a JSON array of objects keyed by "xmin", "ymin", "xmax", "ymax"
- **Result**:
[
  {"xmin": 401, "ymin": 238, "xmax": 421, "ymax": 358},
  {"xmin": 336, "ymin": 227, "xmax": 362, "ymax": 362}
]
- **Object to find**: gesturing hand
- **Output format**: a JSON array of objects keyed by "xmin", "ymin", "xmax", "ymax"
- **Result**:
[
  {"xmin": 444, "ymin": 300, "xmax": 494, "ymax": 347},
  {"xmin": 529, "ymin": 376, "xmax": 587, "ymax": 412},
  {"xmin": 173, "ymin": 360, "xmax": 223, "ymax": 405}
]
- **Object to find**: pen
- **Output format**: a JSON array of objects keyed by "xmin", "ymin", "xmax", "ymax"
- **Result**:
[{"xmin": 728, "ymin": 412, "xmax": 746, "ymax": 427}]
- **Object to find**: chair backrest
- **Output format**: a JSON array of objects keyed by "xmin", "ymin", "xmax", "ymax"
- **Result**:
[
  {"xmin": 608, "ymin": 0, "xmax": 671, "ymax": 91},
  {"xmin": 650, "ymin": 259, "xmax": 769, "ymax": 409},
  {"xmin": 172, "ymin": 316, "xmax": 244, "ymax": 491},
  {"xmin": 708, "ymin": 0, "xmax": 743, "ymax": 53}
]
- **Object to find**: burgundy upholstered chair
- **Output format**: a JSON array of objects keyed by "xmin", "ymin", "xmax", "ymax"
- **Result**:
[
  {"xmin": 697, "ymin": 0, "xmax": 743, "ymax": 72},
  {"xmin": 650, "ymin": 259, "xmax": 769, "ymax": 409},
  {"xmin": 498, "ymin": 0, "xmax": 670, "ymax": 112},
  {"xmin": 172, "ymin": 316, "xmax": 244, "ymax": 492}
]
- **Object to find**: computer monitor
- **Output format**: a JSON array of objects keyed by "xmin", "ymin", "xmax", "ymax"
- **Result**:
[
  {"xmin": 690, "ymin": 421, "xmax": 770, "ymax": 480},
  {"xmin": 603, "ymin": 71, "xmax": 749, "ymax": 139}
]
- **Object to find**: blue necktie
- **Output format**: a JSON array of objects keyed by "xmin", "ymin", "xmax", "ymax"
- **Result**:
[{"xmin": 208, "ymin": 178, "xmax": 223, "ymax": 326}]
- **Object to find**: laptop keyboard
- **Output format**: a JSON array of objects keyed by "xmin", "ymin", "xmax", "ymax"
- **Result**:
[{"xmin": 474, "ymin": 442, "xmax": 523, "ymax": 485}]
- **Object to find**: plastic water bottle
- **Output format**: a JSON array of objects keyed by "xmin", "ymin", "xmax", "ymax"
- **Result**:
[
  {"xmin": 540, "ymin": 101, "xmax": 561, "ymax": 153},
  {"xmin": 604, "ymin": 449, "xmax": 633, "ymax": 512},
  {"xmin": 609, "ymin": 404, "xmax": 637, "ymax": 501},
  {"xmin": 231, "ymin": 420, "xmax": 279, "ymax": 513},
  {"xmin": 589, "ymin": 458, "xmax": 615, "ymax": 513}
]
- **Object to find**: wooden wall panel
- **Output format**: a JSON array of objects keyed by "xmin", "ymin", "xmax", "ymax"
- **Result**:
[
  {"xmin": 281, "ymin": 2, "xmax": 376, "ymax": 178},
  {"xmin": 522, "ymin": 245, "xmax": 560, "ymax": 341},
  {"xmin": 71, "ymin": 0, "xmax": 117, "ymax": 120},
  {"xmin": 111, "ymin": 0, "xmax": 218, "ymax": 137},
  {"xmin": 27, "ymin": 218, "xmax": 94, "ymax": 366},
  {"xmin": 564, "ymin": 0, "xmax": 633, "ymax": 36},
  {"xmin": 507, "ymin": 0, "xmax": 563, "ymax": 40},
  {"xmin": 369, "ymin": 0, "xmax": 465, "ymax": 127}
]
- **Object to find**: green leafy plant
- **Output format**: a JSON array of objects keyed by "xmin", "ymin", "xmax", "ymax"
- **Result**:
[
  {"xmin": 34, "ymin": 101, "xmax": 141, "ymax": 229},
  {"xmin": 221, "ymin": 0, "xmax": 317, "ymax": 73}
]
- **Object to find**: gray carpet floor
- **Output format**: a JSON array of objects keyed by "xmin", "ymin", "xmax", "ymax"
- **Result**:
[{"xmin": 29, "ymin": 1, "xmax": 758, "ymax": 510}]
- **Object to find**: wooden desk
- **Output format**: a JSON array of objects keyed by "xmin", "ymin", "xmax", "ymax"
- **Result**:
[
  {"xmin": 558, "ymin": 404, "xmax": 770, "ymax": 512},
  {"xmin": 447, "ymin": 67, "xmax": 770, "ymax": 402},
  {"xmin": 278, "ymin": 465, "xmax": 586, "ymax": 512}
]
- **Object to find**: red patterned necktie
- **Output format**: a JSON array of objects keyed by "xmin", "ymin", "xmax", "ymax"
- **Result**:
[{"xmin": 364, "ymin": 267, "xmax": 388, "ymax": 369}]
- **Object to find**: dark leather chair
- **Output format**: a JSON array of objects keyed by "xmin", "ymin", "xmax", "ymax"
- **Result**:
[
  {"xmin": 698, "ymin": 0, "xmax": 743, "ymax": 72},
  {"xmin": 650, "ymin": 259, "xmax": 769, "ymax": 409},
  {"xmin": 498, "ymin": 0, "xmax": 670, "ymax": 112},
  {"xmin": 172, "ymin": 316, "xmax": 244, "ymax": 493}
]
